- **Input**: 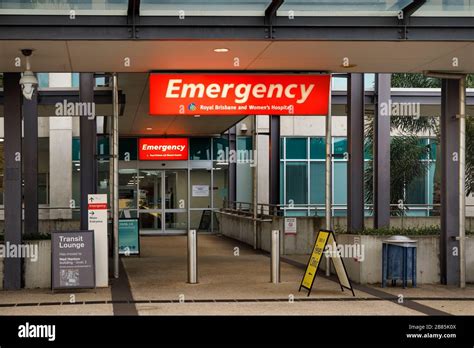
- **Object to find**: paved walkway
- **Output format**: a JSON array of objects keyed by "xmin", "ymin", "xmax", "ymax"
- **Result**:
[{"xmin": 0, "ymin": 234, "xmax": 473, "ymax": 315}]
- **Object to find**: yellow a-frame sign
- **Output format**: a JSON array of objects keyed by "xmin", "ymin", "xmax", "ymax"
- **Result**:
[{"xmin": 299, "ymin": 229, "xmax": 355, "ymax": 296}]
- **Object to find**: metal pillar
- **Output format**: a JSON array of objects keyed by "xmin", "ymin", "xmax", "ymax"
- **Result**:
[
  {"xmin": 79, "ymin": 73, "xmax": 97, "ymax": 230},
  {"xmin": 347, "ymin": 73, "xmax": 365, "ymax": 232},
  {"xmin": 325, "ymin": 84, "xmax": 333, "ymax": 276},
  {"xmin": 112, "ymin": 73, "xmax": 119, "ymax": 278},
  {"xmin": 252, "ymin": 115, "xmax": 258, "ymax": 249},
  {"xmin": 187, "ymin": 229, "xmax": 198, "ymax": 283},
  {"xmin": 440, "ymin": 78, "xmax": 464, "ymax": 286},
  {"xmin": 374, "ymin": 74, "xmax": 391, "ymax": 229},
  {"xmin": 269, "ymin": 115, "xmax": 280, "ymax": 215},
  {"xmin": 23, "ymin": 81, "xmax": 38, "ymax": 238},
  {"xmin": 271, "ymin": 229, "xmax": 280, "ymax": 283},
  {"xmin": 227, "ymin": 126, "xmax": 237, "ymax": 208},
  {"xmin": 3, "ymin": 73, "xmax": 23, "ymax": 290}
]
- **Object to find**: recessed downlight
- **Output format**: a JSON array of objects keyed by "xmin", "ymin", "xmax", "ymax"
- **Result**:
[
  {"xmin": 146, "ymin": 127, "xmax": 152, "ymax": 130},
  {"xmin": 213, "ymin": 48, "xmax": 229, "ymax": 53}
]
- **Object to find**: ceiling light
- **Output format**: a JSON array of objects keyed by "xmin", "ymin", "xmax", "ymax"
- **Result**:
[
  {"xmin": 194, "ymin": 114, "xmax": 201, "ymax": 118},
  {"xmin": 146, "ymin": 127, "xmax": 152, "ymax": 130},
  {"xmin": 213, "ymin": 48, "xmax": 229, "ymax": 53}
]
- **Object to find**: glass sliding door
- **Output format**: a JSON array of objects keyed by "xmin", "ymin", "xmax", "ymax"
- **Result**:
[
  {"xmin": 139, "ymin": 170, "xmax": 163, "ymax": 233},
  {"xmin": 138, "ymin": 169, "xmax": 188, "ymax": 234}
]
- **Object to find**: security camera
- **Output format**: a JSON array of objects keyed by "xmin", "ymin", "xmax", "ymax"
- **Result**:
[
  {"xmin": 19, "ymin": 49, "xmax": 38, "ymax": 100},
  {"xmin": 20, "ymin": 71, "xmax": 38, "ymax": 100}
]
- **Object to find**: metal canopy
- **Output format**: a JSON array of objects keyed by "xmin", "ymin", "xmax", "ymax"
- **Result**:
[{"xmin": 0, "ymin": 0, "xmax": 473, "ymax": 41}]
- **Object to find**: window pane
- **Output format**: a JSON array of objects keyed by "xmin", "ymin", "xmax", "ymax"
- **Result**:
[
  {"xmin": 286, "ymin": 162, "xmax": 307, "ymax": 204},
  {"xmin": 212, "ymin": 137, "xmax": 228, "ymax": 160},
  {"xmin": 310, "ymin": 162, "xmax": 325, "ymax": 204},
  {"xmin": 286, "ymin": 138, "xmax": 307, "ymax": 159},
  {"xmin": 237, "ymin": 136, "xmax": 252, "ymax": 151},
  {"xmin": 334, "ymin": 162, "xmax": 347, "ymax": 205},
  {"xmin": 37, "ymin": 73, "xmax": 49, "ymax": 88},
  {"xmin": 190, "ymin": 138, "xmax": 211, "ymax": 160},
  {"xmin": 333, "ymin": 137, "xmax": 347, "ymax": 156},
  {"xmin": 72, "ymin": 73, "xmax": 79, "ymax": 88},
  {"xmin": 406, "ymin": 174, "xmax": 427, "ymax": 205},
  {"xmin": 429, "ymin": 140, "xmax": 437, "ymax": 160},
  {"xmin": 310, "ymin": 137, "xmax": 325, "ymax": 159}
]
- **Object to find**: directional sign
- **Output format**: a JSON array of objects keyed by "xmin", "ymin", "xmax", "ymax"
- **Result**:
[{"xmin": 88, "ymin": 194, "xmax": 108, "ymax": 287}]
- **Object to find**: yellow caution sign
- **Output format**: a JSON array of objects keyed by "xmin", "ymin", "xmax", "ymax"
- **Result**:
[{"xmin": 299, "ymin": 229, "xmax": 355, "ymax": 296}]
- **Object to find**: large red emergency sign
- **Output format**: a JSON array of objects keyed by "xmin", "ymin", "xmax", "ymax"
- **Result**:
[
  {"xmin": 139, "ymin": 138, "xmax": 189, "ymax": 161},
  {"xmin": 149, "ymin": 74, "xmax": 331, "ymax": 116}
]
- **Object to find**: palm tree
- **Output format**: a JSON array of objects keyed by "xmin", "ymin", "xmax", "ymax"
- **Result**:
[{"xmin": 365, "ymin": 73, "xmax": 473, "ymax": 216}]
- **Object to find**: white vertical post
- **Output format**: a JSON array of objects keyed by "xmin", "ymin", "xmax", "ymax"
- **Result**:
[
  {"xmin": 325, "ymin": 79, "xmax": 333, "ymax": 276},
  {"xmin": 271, "ymin": 229, "xmax": 280, "ymax": 283},
  {"xmin": 112, "ymin": 73, "xmax": 119, "ymax": 279},
  {"xmin": 188, "ymin": 229, "xmax": 198, "ymax": 284}
]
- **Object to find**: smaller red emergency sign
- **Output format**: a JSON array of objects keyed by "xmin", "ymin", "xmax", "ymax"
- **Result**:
[
  {"xmin": 139, "ymin": 138, "xmax": 189, "ymax": 161},
  {"xmin": 88, "ymin": 203, "xmax": 107, "ymax": 210}
]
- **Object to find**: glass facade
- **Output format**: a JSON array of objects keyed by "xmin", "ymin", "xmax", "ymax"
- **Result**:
[{"xmin": 281, "ymin": 136, "xmax": 437, "ymax": 217}]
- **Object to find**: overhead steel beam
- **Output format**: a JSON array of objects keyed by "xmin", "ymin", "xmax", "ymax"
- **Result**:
[
  {"xmin": 0, "ymin": 15, "xmax": 473, "ymax": 41},
  {"xmin": 265, "ymin": 0, "xmax": 284, "ymax": 38}
]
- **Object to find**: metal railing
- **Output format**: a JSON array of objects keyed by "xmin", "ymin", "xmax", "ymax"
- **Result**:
[{"xmin": 223, "ymin": 201, "xmax": 474, "ymax": 218}]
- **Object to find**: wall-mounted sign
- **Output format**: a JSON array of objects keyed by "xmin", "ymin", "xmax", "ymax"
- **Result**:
[
  {"xmin": 192, "ymin": 185, "xmax": 210, "ymax": 197},
  {"xmin": 119, "ymin": 218, "xmax": 140, "ymax": 255},
  {"xmin": 51, "ymin": 230, "xmax": 95, "ymax": 290},
  {"xmin": 88, "ymin": 194, "xmax": 108, "ymax": 287},
  {"xmin": 285, "ymin": 217, "xmax": 297, "ymax": 235},
  {"xmin": 149, "ymin": 74, "xmax": 331, "ymax": 116},
  {"xmin": 139, "ymin": 138, "xmax": 189, "ymax": 161}
]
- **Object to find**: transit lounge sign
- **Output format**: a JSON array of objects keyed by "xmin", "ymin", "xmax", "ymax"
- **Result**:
[
  {"xmin": 139, "ymin": 138, "xmax": 189, "ymax": 160},
  {"xmin": 149, "ymin": 74, "xmax": 331, "ymax": 116}
]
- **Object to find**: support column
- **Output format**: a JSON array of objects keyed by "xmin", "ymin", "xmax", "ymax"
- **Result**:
[
  {"xmin": 227, "ymin": 126, "xmax": 237, "ymax": 208},
  {"xmin": 374, "ymin": 74, "xmax": 391, "ymax": 229},
  {"xmin": 79, "ymin": 73, "xmax": 97, "ymax": 230},
  {"xmin": 23, "ymin": 82, "xmax": 38, "ymax": 237},
  {"xmin": 269, "ymin": 115, "xmax": 280, "ymax": 215},
  {"xmin": 347, "ymin": 73, "xmax": 365, "ymax": 232},
  {"xmin": 3, "ymin": 73, "xmax": 23, "ymax": 290},
  {"xmin": 440, "ymin": 78, "xmax": 463, "ymax": 286}
]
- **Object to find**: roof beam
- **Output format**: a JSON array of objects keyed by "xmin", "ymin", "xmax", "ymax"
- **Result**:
[
  {"xmin": 0, "ymin": 13, "xmax": 472, "ymax": 41},
  {"xmin": 399, "ymin": 0, "xmax": 427, "ymax": 39},
  {"xmin": 264, "ymin": 0, "xmax": 284, "ymax": 38}
]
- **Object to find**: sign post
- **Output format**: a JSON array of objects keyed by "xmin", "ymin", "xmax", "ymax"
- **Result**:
[
  {"xmin": 299, "ymin": 229, "xmax": 355, "ymax": 296},
  {"xmin": 88, "ymin": 194, "xmax": 108, "ymax": 287},
  {"xmin": 51, "ymin": 230, "xmax": 95, "ymax": 290}
]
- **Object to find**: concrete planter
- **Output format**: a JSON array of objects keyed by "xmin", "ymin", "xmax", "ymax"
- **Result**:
[{"xmin": 333, "ymin": 234, "xmax": 474, "ymax": 285}]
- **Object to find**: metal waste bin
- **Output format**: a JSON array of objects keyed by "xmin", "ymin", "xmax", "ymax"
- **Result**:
[{"xmin": 382, "ymin": 235, "xmax": 417, "ymax": 288}]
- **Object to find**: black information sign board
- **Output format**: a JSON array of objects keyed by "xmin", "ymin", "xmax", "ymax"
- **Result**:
[{"xmin": 51, "ymin": 230, "xmax": 95, "ymax": 290}]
